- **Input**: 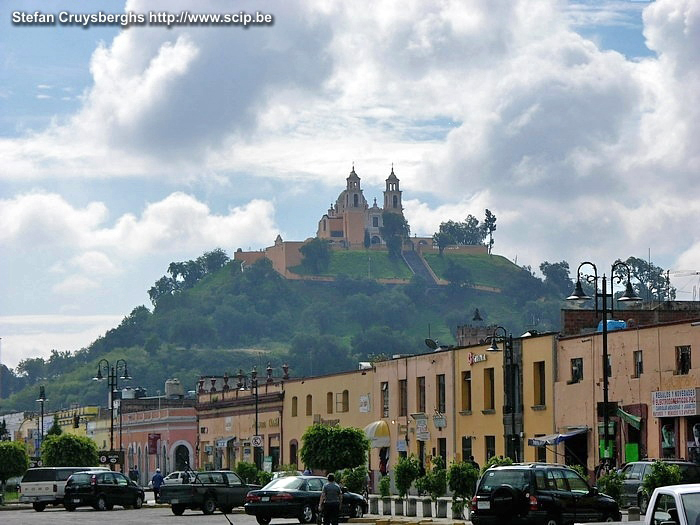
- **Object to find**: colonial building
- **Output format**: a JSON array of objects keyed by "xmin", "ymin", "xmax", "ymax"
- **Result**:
[
  {"xmin": 316, "ymin": 166, "xmax": 404, "ymax": 249},
  {"xmin": 555, "ymin": 318, "xmax": 700, "ymax": 475}
]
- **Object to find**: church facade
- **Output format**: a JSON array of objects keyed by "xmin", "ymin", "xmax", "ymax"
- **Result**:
[{"xmin": 316, "ymin": 166, "xmax": 404, "ymax": 249}]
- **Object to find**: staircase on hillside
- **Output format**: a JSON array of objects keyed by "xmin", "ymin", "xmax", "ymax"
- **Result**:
[{"xmin": 402, "ymin": 250, "xmax": 438, "ymax": 285}]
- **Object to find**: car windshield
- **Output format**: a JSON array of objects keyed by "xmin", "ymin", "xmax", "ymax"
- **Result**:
[
  {"xmin": 681, "ymin": 493, "xmax": 700, "ymax": 525},
  {"xmin": 479, "ymin": 470, "xmax": 530, "ymax": 492},
  {"xmin": 263, "ymin": 477, "xmax": 305, "ymax": 490}
]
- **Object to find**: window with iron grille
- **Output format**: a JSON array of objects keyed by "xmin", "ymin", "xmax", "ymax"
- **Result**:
[
  {"xmin": 571, "ymin": 358, "xmax": 583, "ymax": 382},
  {"xmin": 676, "ymin": 346, "xmax": 691, "ymax": 375},
  {"xmin": 633, "ymin": 350, "xmax": 643, "ymax": 378}
]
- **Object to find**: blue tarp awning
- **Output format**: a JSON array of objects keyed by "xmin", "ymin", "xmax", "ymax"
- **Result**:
[{"xmin": 528, "ymin": 428, "xmax": 588, "ymax": 446}]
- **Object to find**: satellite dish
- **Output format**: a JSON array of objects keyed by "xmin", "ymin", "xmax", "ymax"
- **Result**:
[{"xmin": 424, "ymin": 338, "xmax": 438, "ymax": 350}]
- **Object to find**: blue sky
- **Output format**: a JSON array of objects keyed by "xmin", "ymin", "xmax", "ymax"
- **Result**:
[{"xmin": 1, "ymin": 0, "xmax": 700, "ymax": 369}]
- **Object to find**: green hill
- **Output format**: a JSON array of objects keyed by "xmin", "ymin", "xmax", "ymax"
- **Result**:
[{"xmin": 0, "ymin": 250, "xmax": 565, "ymax": 414}]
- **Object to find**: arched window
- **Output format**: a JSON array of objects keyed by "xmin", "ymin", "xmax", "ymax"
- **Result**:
[
  {"xmin": 342, "ymin": 390, "xmax": 349, "ymax": 412},
  {"xmin": 327, "ymin": 392, "xmax": 334, "ymax": 414},
  {"xmin": 292, "ymin": 396, "xmax": 298, "ymax": 417},
  {"xmin": 306, "ymin": 394, "xmax": 313, "ymax": 416},
  {"xmin": 354, "ymin": 194, "xmax": 359, "ymax": 207},
  {"xmin": 393, "ymin": 195, "xmax": 398, "ymax": 208}
]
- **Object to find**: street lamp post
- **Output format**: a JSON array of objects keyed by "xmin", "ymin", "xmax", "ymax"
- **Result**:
[
  {"xmin": 236, "ymin": 363, "xmax": 289, "ymax": 469},
  {"xmin": 567, "ymin": 261, "xmax": 641, "ymax": 465},
  {"xmin": 488, "ymin": 327, "xmax": 518, "ymax": 461},
  {"xmin": 36, "ymin": 385, "xmax": 47, "ymax": 450},
  {"xmin": 93, "ymin": 358, "xmax": 131, "ymax": 457}
]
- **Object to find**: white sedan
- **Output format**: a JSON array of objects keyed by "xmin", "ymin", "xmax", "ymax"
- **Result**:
[{"xmin": 163, "ymin": 471, "xmax": 191, "ymax": 484}]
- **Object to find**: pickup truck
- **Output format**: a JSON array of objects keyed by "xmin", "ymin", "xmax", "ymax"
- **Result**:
[
  {"xmin": 624, "ymin": 484, "xmax": 700, "ymax": 525},
  {"xmin": 159, "ymin": 470, "xmax": 260, "ymax": 515}
]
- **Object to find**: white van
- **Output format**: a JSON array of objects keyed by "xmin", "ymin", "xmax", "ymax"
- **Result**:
[{"xmin": 20, "ymin": 466, "xmax": 109, "ymax": 511}]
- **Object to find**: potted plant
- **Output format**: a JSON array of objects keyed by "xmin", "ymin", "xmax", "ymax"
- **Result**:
[
  {"xmin": 379, "ymin": 475, "xmax": 392, "ymax": 515},
  {"xmin": 448, "ymin": 460, "xmax": 479, "ymax": 520}
]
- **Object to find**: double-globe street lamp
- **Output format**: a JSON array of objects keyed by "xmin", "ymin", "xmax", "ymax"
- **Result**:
[
  {"xmin": 93, "ymin": 358, "xmax": 131, "ymax": 456},
  {"xmin": 566, "ymin": 260, "xmax": 641, "ymax": 465},
  {"xmin": 488, "ymin": 327, "xmax": 519, "ymax": 461},
  {"xmin": 236, "ymin": 363, "xmax": 289, "ymax": 469}
]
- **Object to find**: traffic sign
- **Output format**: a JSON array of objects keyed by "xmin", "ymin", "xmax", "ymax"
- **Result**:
[{"xmin": 251, "ymin": 435, "xmax": 263, "ymax": 448}]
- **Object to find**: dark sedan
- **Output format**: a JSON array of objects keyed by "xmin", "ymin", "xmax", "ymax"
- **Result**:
[
  {"xmin": 64, "ymin": 470, "xmax": 145, "ymax": 511},
  {"xmin": 244, "ymin": 475, "xmax": 367, "ymax": 525}
]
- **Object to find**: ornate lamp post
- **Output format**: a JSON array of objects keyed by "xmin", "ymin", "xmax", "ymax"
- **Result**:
[
  {"xmin": 488, "ymin": 327, "xmax": 519, "ymax": 461},
  {"xmin": 566, "ymin": 260, "xmax": 641, "ymax": 464},
  {"xmin": 93, "ymin": 358, "xmax": 131, "ymax": 455},
  {"xmin": 237, "ymin": 363, "xmax": 289, "ymax": 469}
]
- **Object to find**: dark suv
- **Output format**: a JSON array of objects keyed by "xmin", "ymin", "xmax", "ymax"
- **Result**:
[
  {"xmin": 619, "ymin": 459, "xmax": 700, "ymax": 513},
  {"xmin": 470, "ymin": 463, "xmax": 620, "ymax": 525},
  {"xmin": 64, "ymin": 470, "xmax": 145, "ymax": 511}
]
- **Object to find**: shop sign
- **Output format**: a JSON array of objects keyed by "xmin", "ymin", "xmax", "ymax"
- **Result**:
[
  {"xmin": 415, "ymin": 416, "xmax": 429, "ymax": 441},
  {"xmin": 468, "ymin": 352, "xmax": 487, "ymax": 365},
  {"xmin": 433, "ymin": 414, "xmax": 447, "ymax": 428},
  {"xmin": 652, "ymin": 388, "xmax": 700, "ymax": 417}
]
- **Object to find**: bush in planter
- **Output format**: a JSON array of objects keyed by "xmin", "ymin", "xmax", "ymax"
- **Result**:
[
  {"xmin": 379, "ymin": 475, "xmax": 391, "ymax": 498},
  {"xmin": 258, "ymin": 470, "xmax": 273, "ymax": 486},
  {"xmin": 480, "ymin": 455, "xmax": 513, "ymax": 474},
  {"xmin": 394, "ymin": 455, "xmax": 421, "ymax": 500},
  {"xmin": 414, "ymin": 475, "xmax": 428, "ymax": 497},
  {"xmin": 424, "ymin": 456, "xmax": 447, "ymax": 502},
  {"xmin": 448, "ymin": 461, "xmax": 480, "ymax": 519},
  {"xmin": 338, "ymin": 465, "xmax": 368, "ymax": 494}
]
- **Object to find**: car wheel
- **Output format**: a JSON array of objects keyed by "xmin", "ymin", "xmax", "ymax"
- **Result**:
[
  {"xmin": 32, "ymin": 502, "xmax": 46, "ymax": 512},
  {"xmin": 299, "ymin": 503, "xmax": 316, "ymax": 523},
  {"xmin": 172, "ymin": 504, "xmax": 186, "ymax": 515},
  {"xmin": 639, "ymin": 493, "xmax": 649, "ymax": 514},
  {"xmin": 544, "ymin": 515, "xmax": 560, "ymax": 525},
  {"xmin": 133, "ymin": 495, "xmax": 143, "ymax": 509},
  {"xmin": 601, "ymin": 514, "xmax": 616, "ymax": 522},
  {"xmin": 96, "ymin": 495, "xmax": 108, "ymax": 511},
  {"xmin": 256, "ymin": 516, "xmax": 272, "ymax": 525},
  {"xmin": 202, "ymin": 496, "xmax": 217, "ymax": 515},
  {"xmin": 352, "ymin": 503, "xmax": 364, "ymax": 518},
  {"xmin": 64, "ymin": 502, "xmax": 76, "ymax": 512}
]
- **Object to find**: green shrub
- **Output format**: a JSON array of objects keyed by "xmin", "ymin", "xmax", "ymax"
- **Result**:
[
  {"xmin": 257, "ymin": 470, "xmax": 273, "ymax": 487},
  {"xmin": 570, "ymin": 464, "xmax": 587, "ymax": 478},
  {"xmin": 448, "ymin": 460, "xmax": 480, "ymax": 514},
  {"xmin": 481, "ymin": 456, "xmax": 512, "ymax": 475},
  {"xmin": 236, "ymin": 462, "xmax": 259, "ymax": 484},
  {"xmin": 394, "ymin": 455, "xmax": 421, "ymax": 499},
  {"xmin": 379, "ymin": 475, "xmax": 391, "ymax": 498},
  {"xmin": 338, "ymin": 465, "xmax": 368, "ymax": 494},
  {"xmin": 597, "ymin": 470, "xmax": 624, "ymax": 505},
  {"xmin": 424, "ymin": 456, "xmax": 447, "ymax": 502},
  {"xmin": 642, "ymin": 461, "xmax": 682, "ymax": 497}
]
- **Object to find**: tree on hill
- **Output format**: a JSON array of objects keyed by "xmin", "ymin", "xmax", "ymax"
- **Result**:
[
  {"xmin": 41, "ymin": 433, "xmax": 99, "ymax": 467},
  {"xmin": 300, "ymin": 238, "xmax": 332, "ymax": 273},
  {"xmin": 539, "ymin": 260, "xmax": 573, "ymax": 297},
  {"xmin": 380, "ymin": 211, "xmax": 410, "ymax": 259},
  {"xmin": 432, "ymin": 231, "xmax": 454, "ymax": 256},
  {"xmin": 614, "ymin": 256, "xmax": 676, "ymax": 302},
  {"xmin": 300, "ymin": 425, "xmax": 369, "ymax": 473},
  {"xmin": 483, "ymin": 209, "xmax": 497, "ymax": 254}
]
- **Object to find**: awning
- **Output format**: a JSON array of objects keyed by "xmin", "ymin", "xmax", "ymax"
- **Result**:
[
  {"xmin": 364, "ymin": 420, "xmax": 391, "ymax": 448},
  {"xmin": 617, "ymin": 408, "xmax": 642, "ymax": 430},
  {"xmin": 528, "ymin": 428, "xmax": 588, "ymax": 446},
  {"xmin": 216, "ymin": 436, "xmax": 236, "ymax": 448}
]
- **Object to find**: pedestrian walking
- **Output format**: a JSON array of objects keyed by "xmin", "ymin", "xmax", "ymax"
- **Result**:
[
  {"xmin": 151, "ymin": 468, "xmax": 165, "ymax": 503},
  {"xmin": 319, "ymin": 473, "xmax": 342, "ymax": 525}
]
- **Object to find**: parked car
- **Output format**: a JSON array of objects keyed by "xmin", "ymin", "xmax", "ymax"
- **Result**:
[
  {"xmin": 244, "ymin": 475, "xmax": 368, "ymax": 525},
  {"xmin": 19, "ymin": 466, "xmax": 109, "ymax": 512},
  {"xmin": 164, "ymin": 471, "xmax": 192, "ymax": 484},
  {"xmin": 272, "ymin": 470, "xmax": 303, "ymax": 479},
  {"xmin": 619, "ymin": 459, "xmax": 700, "ymax": 513},
  {"xmin": 470, "ymin": 463, "xmax": 621, "ymax": 525},
  {"xmin": 159, "ymin": 469, "xmax": 259, "ymax": 515},
  {"xmin": 63, "ymin": 469, "xmax": 145, "ymax": 511}
]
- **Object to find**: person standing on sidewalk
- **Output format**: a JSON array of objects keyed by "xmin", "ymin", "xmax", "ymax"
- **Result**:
[{"xmin": 319, "ymin": 473, "xmax": 342, "ymax": 525}]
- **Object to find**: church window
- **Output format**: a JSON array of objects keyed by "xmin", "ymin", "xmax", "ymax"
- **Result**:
[
  {"xmin": 393, "ymin": 195, "xmax": 398, "ymax": 208},
  {"xmin": 372, "ymin": 216, "xmax": 378, "ymax": 227},
  {"xmin": 354, "ymin": 194, "xmax": 359, "ymax": 207}
]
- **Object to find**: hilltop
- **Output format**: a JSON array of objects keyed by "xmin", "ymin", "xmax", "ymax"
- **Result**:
[{"xmin": 0, "ymin": 248, "xmax": 565, "ymax": 413}]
